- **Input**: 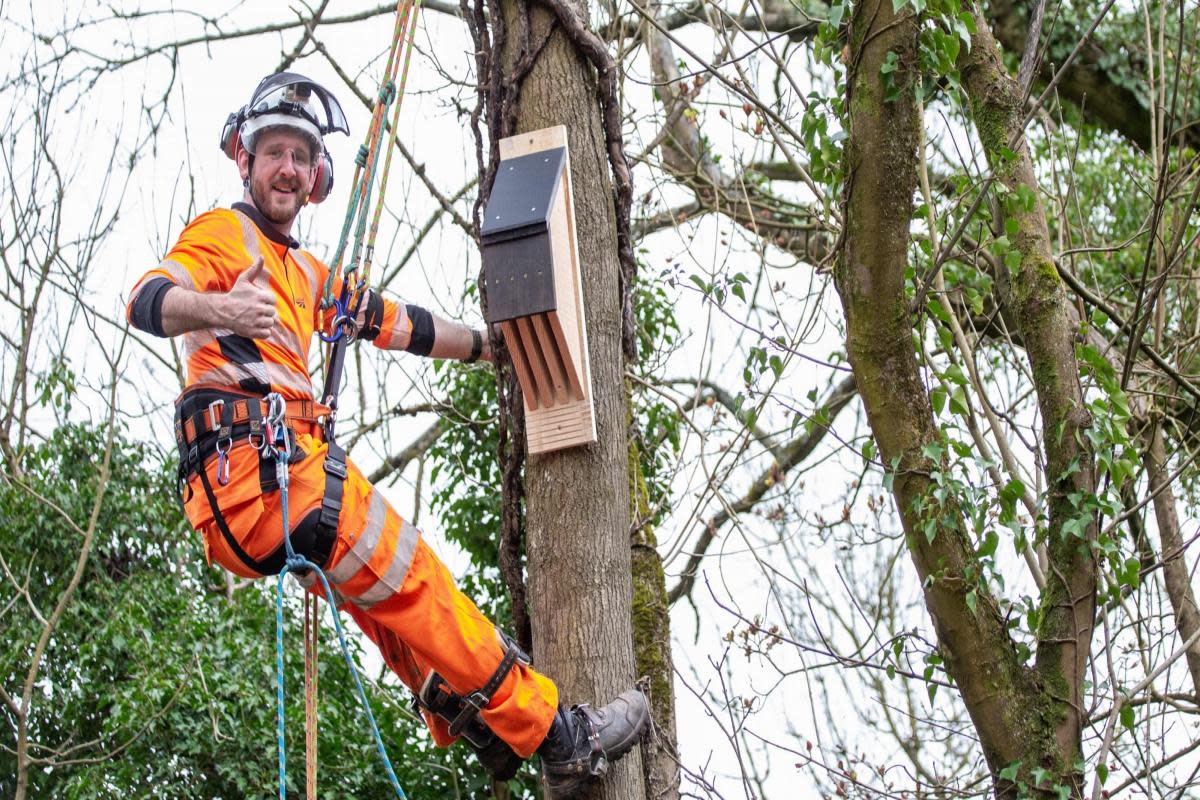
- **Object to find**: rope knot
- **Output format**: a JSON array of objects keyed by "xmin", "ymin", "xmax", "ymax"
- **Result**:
[
  {"xmin": 355, "ymin": 144, "xmax": 370, "ymax": 167},
  {"xmin": 379, "ymin": 81, "xmax": 397, "ymax": 104}
]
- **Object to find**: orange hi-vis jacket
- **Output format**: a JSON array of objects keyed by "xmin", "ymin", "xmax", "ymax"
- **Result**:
[
  {"xmin": 126, "ymin": 204, "xmax": 557, "ymax": 757},
  {"xmin": 127, "ymin": 203, "xmax": 419, "ymax": 398}
]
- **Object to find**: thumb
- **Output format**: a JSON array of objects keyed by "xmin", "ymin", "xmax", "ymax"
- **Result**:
[{"xmin": 240, "ymin": 257, "xmax": 267, "ymax": 285}]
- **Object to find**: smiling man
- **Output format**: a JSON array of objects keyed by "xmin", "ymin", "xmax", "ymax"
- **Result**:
[{"xmin": 124, "ymin": 72, "xmax": 648, "ymax": 796}]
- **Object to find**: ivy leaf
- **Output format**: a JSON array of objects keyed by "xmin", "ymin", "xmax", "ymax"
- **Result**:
[
  {"xmin": 950, "ymin": 386, "xmax": 969, "ymax": 416},
  {"xmin": 828, "ymin": 2, "xmax": 845, "ymax": 28},
  {"xmin": 1120, "ymin": 703, "xmax": 1135, "ymax": 731}
]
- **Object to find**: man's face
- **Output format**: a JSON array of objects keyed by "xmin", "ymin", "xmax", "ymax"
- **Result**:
[{"xmin": 238, "ymin": 128, "xmax": 317, "ymax": 225}]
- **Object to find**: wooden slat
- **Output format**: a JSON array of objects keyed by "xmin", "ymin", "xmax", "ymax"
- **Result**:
[
  {"xmin": 515, "ymin": 316, "xmax": 557, "ymax": 408},
  {"xmin": 501, "ymin": 320, "xmax": 539, "ymax": 411},
  {"xmin": 545, "ymin": 311, "xmax": 584, "ymax": 401},
  {"xmin": 530, "ymin": 313, "xmax": 572, "ymax": 404}
]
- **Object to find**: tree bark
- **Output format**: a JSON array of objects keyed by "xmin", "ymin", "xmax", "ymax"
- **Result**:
[
  {"xmin": 961, "ymin": 8, "xmax": 1099, "ymax": 787},
  {"xmin": 836, "ymin": 1, "xmax": 1072, "ymax": 795},
  {"xmin": 496, "ymin": 1, "xmax": 647, "ymax": 798},
  {"xmin": 628, "ymin": 405, "xmax": 680, "ymax": 800}
]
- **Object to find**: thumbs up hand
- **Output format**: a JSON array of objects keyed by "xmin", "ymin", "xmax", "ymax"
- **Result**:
[{"xmin": 223, "ymin": 257, "xmax": 277, "ymax": 339}]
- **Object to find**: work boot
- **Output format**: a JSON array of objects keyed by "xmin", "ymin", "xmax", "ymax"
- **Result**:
[{"xmin": 537, "ymin": 688, "xmax": 650, "ymax": 797}]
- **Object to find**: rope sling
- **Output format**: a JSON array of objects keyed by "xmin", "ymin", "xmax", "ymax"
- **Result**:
[{"xmin": 268, "ymin": 2, "xmax": 423, "ymax": 797}]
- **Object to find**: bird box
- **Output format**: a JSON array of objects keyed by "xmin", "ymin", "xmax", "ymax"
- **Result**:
[{"xmin": 481, "ymin": 125, "xmax": 596, "ymax": 454}]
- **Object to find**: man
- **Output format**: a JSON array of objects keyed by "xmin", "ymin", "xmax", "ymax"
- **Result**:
[{"xmin": 126, "ymin": 72, "xmax": 648, "ymax": 796}]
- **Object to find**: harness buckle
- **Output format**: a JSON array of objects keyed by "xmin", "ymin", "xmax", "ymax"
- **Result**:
[
  {"xmin": 206, "ymin": 400, "xmax": 225, "ymax": 433},
  {"xmin": 324, "ymin": 455, "xmax": 348, "ymax": 480}
]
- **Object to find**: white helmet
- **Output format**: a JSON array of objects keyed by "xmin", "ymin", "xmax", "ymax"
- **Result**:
[
  {"xmin": 219, "ymin": 72, "xmax": 350, "ymax": 203},
  {"xmin": 220, "ymin": 72, "xmax": 349, "ymax": 161}
]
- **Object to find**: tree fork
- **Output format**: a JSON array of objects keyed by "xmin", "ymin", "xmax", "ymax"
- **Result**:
[{"xmin": 836, "ymin": 0, "xmax": 1059, "ymax": 795}]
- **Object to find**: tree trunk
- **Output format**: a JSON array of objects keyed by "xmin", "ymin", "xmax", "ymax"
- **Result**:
[
  {"xmin": 495, "ymin": 1, "xmax": 646, "ymax": 798},
  {"xmin": 836, "ymin": 1, "xmax": 1070, "ymax": 796},
  {"xmin": 628, "ymin": 402, "xmax": 680, "ymax": 800},
  {"xmin": 961, "ymin": 8, "xmax": 1099, "ymax": 788}
]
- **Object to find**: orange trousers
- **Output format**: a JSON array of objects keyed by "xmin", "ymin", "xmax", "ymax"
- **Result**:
[{"xmin": 184, "ymin": 426, "xmax": 558, "ymax": 757}]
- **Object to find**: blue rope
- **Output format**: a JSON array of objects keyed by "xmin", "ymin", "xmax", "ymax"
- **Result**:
[{"xmin": 266, "ymin": 395, "xmax": 407, "ymax": 799}]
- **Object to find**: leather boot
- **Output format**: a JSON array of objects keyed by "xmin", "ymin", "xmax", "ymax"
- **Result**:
[{"xmin": 537, "ymin": 688, "xmax": 650, "ymax": 797}]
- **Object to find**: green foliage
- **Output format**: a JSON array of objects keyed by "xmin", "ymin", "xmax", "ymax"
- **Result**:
[
  {"xmin": 0, "ymin": 424, "xmax": 487, "ymax": 798},
  {"xmin": 427, "ymin": 359, "xmax": 514, "ymax": 625}
]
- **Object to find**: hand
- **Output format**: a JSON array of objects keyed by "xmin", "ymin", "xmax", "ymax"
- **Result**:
[{"xmin": 223, "ymin": 257, "xmax": 276, "ymax": 339}]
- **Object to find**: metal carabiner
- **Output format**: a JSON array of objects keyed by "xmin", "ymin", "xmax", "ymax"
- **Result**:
[
  {"xmin": 215, "ymin": 437, "xmax": 233, "ymax": 485},
  {"xmin": 264, "ymin": 392, "xmax": 291, "ymax": 461}
]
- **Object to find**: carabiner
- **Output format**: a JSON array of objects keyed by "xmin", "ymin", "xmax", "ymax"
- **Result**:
[
  {"xmin": 264, "ymin": 392, "xmax": 291, "ymax": 461},
  {"xmin": 215, "ymin": 437, "xmax": 233, "ymax": 486}
]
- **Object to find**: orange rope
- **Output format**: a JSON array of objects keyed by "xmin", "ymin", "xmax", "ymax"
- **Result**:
[{"xmin": 304, "ymin": 592, "xmax": 319, "ymax": 799}]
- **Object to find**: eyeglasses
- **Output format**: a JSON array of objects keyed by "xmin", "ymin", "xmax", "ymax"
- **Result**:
[{"xmin": 257, "ymin": 144, "xmax": 314, "ymax": 171}]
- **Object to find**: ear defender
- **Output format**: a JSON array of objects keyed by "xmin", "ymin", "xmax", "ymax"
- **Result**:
[
  {"xmin": 219, "ymin": 108, "xmax": 246, "ymax": 161},
  {"xmin": 307, "ymin": 147, "xmax": 334, "ymax": 204}
]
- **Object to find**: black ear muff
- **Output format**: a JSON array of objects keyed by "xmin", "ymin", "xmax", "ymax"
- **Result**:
[
  {"xmin": 308, "ymin": 147, "xmax": 334, "ymax": 204},
  {"xmin": 219, "ymin": 109, "xmax": 246, "ymax": 160}
]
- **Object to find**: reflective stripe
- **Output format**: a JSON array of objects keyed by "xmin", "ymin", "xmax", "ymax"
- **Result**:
[
  {"xmin": 263, "ymin": 317, "xmax": 307, "ymax": 361},
  {"xmin": 292, "ymin": 250, "xmax": 322, "ymax": 302},
  {"xmin": 160, "ymin": 258, "xmax": 198, "ymax": 290},
  {"xmin": 353, "ymin": 520, "xmax": 419, "ymax": 610},
  {"xmin": 192, "ymin": 360, "xmax": 314, "ymax": 396},
  {"xmin": 233, "ymin": 208, "xmax": 263, "ymax": 262},
  {"xmin": 327, "ymin": 490, "xmax": 387, "ymax": 584},
  {"xmin": 183, "ymin": 327, "xmax": 235, "ymax": 360}
]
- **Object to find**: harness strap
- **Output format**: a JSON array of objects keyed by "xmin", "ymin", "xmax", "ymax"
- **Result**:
[
  {"xmin": 412, "ymin": 631, "xmax": 530, "ymax": 743},
  {"xmin": 447, "ymin": 633, "xmax": 529, "ymax": 737},
  {"xmin": 318, "ymin": 441, "xmax": 347, "ymax": 550},
  {"xmin": 175, "ymin": 388, "xmax": 338, "ymax": 577},
  {"xmin": 179, "ymin": 395, "xmax": 331, "ymax": 444}
]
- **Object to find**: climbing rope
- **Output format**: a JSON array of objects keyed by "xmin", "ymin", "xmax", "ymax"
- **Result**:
[
  {"xmin": 265, "ymin": 393, "xmax": 408, "ymax": 799},
  {"xmin": 320, "ymin": 0, "xmax": 423, "ymax": 344},
  {"xmin": 268, "ymin": 2, "xmax": 426, "ymax": 793}
]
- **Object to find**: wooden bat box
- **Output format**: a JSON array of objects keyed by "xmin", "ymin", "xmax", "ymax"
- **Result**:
[{"xmin": 481, "ymin": 125, "xmax": 597, "ymax": 454}]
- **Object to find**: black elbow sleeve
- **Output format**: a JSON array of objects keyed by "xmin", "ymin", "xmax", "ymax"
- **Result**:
[
  {"xmin": 405, "ymin": 304, "xmax": 435, "ymax": 356},
  {"xmin": 129, "ymin": 277, "xmax": 175, "ymax": 338}
]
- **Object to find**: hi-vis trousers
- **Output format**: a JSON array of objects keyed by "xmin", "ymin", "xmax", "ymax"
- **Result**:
[{"xmin": 184, "ymin": 424, "xmax": 558, "ymax": 757}]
